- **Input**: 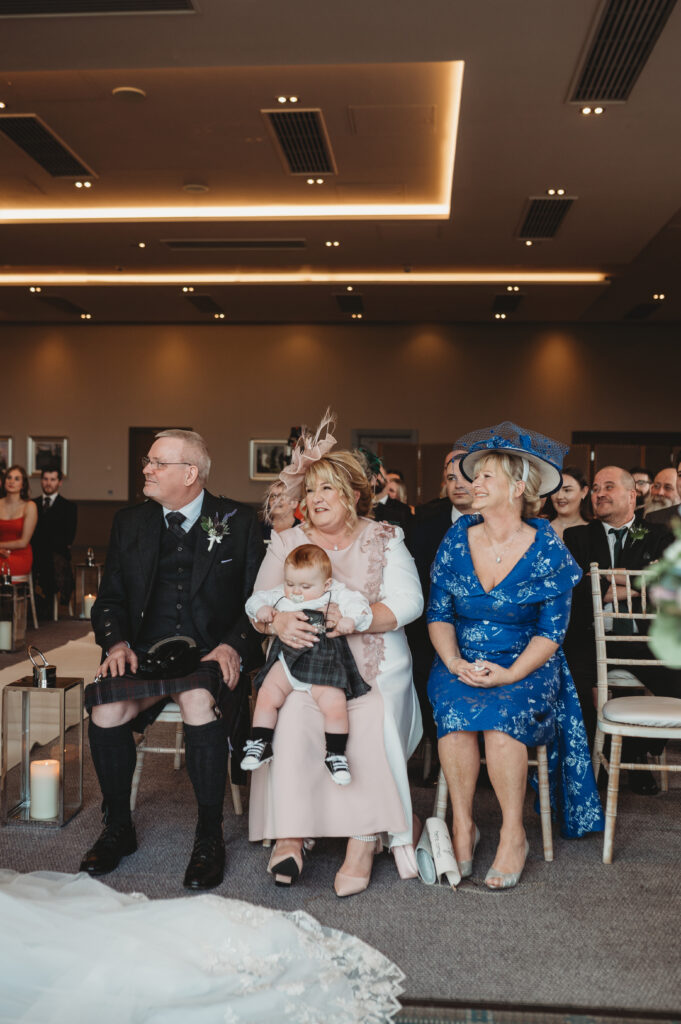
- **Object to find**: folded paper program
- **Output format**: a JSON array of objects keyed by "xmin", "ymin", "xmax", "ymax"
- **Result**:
[{"xmin": 415, "ymin": 817, "xmax": 461, "ymax": 888}]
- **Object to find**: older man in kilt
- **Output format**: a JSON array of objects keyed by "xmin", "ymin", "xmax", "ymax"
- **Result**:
[{"xmin": 80, "ymin": 429, "xmax": 264, "ymax": 889}]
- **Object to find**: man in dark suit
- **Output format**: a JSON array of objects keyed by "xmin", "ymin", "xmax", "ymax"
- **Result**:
[
  {"xmin": 645, "ymin": 455, "xmax": 681, "ymax": 529},
  {"xmin": 80, "ymin": 429, "xmax": 264, "ymax": 888},
  {"xmin": 407, "ymin": 449, "xmax": 473, "ymax": 768},
  {"xmin": 31, "ymin": 466, "xmax": 77, "ymax": 618},
  {"xmin": 564, "ymin": 465, "xmax": 677, "ymax": 793}
]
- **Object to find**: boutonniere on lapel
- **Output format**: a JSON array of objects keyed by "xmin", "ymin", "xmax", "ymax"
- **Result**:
[
  {"xmin": 629, "ymin": 523, "xmax": 649, "ymax": 543},
  {"xmin": 201, "ymin": 510, "xmax": 237, "ymax": 551}
]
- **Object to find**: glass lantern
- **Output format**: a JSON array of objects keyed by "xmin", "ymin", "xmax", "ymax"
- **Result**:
[
  {"xmin": 75, "ymin": 559, "xmax": 103, "ymax": 619},
  {"xmin": 0, "ymin": 571, "xmax": 28, "ymax": 652},
  {"xmin": 1, "ymin": 676, "xmax": 83, "ymax": 827}
]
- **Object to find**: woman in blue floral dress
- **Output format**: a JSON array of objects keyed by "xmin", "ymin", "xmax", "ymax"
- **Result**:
[{"xmin": 427, "ymin": 423, "xmax": 604, "ymax": 890}]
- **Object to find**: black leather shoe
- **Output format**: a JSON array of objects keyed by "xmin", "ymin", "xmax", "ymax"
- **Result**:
[
  {"xmin": 79, "ymin": 821, "xmax": 137, "ymax": 876},
  {"xmin": 183, "ymin": 832, "xmax": 225, "ymax": 890}
]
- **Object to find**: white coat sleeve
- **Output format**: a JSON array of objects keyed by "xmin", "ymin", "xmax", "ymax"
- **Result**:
[{"xmin": 378, "ymin": 528, "xmax": 424, "ymax": 628}]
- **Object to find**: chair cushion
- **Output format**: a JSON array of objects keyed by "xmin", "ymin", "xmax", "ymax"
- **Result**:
[{"xmin": 602, "ymin": 696, "xmax": 681, "ymax": 728}]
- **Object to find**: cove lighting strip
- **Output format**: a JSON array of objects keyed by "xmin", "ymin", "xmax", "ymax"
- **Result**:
[{"xmin": 0, "ymin": 271, "xmax": 607, "ymax": 286}]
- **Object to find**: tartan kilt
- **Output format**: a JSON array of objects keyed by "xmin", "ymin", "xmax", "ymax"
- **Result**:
[
  {"xmin": 84, "ymin": 660, "xmax": 252, "ymax": 784},
  {"xmin": 253, "ymin": 635, "xmax": 370, "ymax": 700}
]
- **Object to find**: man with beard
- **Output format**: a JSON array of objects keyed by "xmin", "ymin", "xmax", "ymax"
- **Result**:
[
  {"xmin": 645, "ymin": 460, "xmax": 681, "ymax": 528},
  {"xmin": 563, "ymin": 466, "xmax": 677, "ymax": 793}
]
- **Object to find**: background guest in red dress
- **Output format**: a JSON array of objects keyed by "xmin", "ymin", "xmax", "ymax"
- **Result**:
[{"xmin": 0, "ymin": 465, "xmax": 37, "ymax": 577}]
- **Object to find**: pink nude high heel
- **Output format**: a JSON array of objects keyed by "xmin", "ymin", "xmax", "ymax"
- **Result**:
[
  {"xmin": 267, "ymin": 839, "xmax": 313, "ymax": 886},
  {"xmin": 334, "ymin": 835, "xmax": 382, "ymax": 897}
]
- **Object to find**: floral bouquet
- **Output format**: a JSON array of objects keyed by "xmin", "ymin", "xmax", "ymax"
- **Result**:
[{"xmin": 643, "ymin": 527, "xmax": 681, "ymax": 667}]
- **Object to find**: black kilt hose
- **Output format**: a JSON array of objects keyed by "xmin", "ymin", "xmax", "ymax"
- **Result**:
[{"xmin": 252, "ymin": 609, "xmax": 370, "ymax": 700}]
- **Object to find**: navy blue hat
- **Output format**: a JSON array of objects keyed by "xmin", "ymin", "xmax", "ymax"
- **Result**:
[{"xmin": 457, "ymin": 421, "xmax": 567, "ymax": 497}]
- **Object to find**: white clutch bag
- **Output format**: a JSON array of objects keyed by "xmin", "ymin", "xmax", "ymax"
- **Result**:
[{"xmin": 415, "ymin": 817, "xmax": 461, "ymax": 889}]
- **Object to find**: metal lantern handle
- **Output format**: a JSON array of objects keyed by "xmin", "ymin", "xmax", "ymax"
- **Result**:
[{"xmin": 28, "ymin": 645, "xmax": 48, "ymax": 669}]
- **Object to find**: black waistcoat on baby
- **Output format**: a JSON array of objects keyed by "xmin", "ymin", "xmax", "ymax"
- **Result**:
[{"xmin": 136, "ymin": 520, "xmax": 201, "ymax": 649}]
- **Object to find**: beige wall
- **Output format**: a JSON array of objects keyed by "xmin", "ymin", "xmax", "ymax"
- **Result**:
[{"xmin": 1, "ymin": 321, "xmax": 677, "ymax": 502}]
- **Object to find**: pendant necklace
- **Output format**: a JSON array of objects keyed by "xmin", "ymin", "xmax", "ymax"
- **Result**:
[{"xmin": 484, "ymin": 523, "xmax": 524, "ymax": 564}]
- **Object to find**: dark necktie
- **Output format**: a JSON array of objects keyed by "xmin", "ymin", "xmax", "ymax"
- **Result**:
[
  {"xmin": 42, "ymin": 497, "xmax": 50, "ymax": 510},
  {"xmin": 609, "ymin": 526, "xmax": 627, "ymax": 567},
  {"xmin": 609, "ymin": 526, "xmax": 634, "ymax": 634},
  {"xmin": 166, "ymin": 511, "xmax": 186, "ymax": 537}
]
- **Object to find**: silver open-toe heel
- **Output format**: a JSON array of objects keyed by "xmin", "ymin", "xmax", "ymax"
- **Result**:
[
  {"xmin": 459, "ymin": 825, "xmax": 480, "ymax": 879},
  {"xmin": 484, "ymin": 838, "xmax": 529, "ymax": 890}
]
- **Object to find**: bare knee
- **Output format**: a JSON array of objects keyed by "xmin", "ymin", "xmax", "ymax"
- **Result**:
[
  {"xmin": 256, "ymin": 673, "xmax": 292, "ymax": 714},
  {"xmin": 313, "ymin": 687, "xmax": 348, "ymax": 728},
  {"xmin": 175, "ymin": 688, "xmax": 215, "ymax": 725},
  {"xmin": 91, "ymin": 701, "xmax": 137, "ymax": 728}
]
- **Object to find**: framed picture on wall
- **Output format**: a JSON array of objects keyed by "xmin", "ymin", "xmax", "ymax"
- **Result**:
[
  {"xmin": 27, "ymin": 436, "xmax": 69, "ymax": 477},
  {"xmin": 249, "ymin": 439, "xmax": 288, "ymax": 481},
  {"xmin": 0, "ymin": 436, "xmax": 12, "ymax": 474}
]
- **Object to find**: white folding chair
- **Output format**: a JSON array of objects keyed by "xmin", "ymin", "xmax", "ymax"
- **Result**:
[
  {"xmin": 590, "ymin": 562, "xmax": 681, "ymax": 863},
  {"xmin": 433, "ymin": 743, "xmax": 554, "ymax": 862},
  {"xmin": 11, "ymin": 574, "xmax": 38, "ymax": 630},
  {"xmin": 52, "ymin": 593, "xmax": 74, "ymax": 621},
  {"xmin": 130, "ymin": 701, "xmax": 243, "ymax": 815}
]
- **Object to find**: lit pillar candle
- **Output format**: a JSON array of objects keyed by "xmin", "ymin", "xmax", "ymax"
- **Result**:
[
  {"xmin": 30, "ymin": 759, "xmax": 60, "ymax": 820},
  {"xmin": 83, "ymin": 594, "xmax": 96, "ymax": 618},
  {"xmin": 0, "ymin": 620, "xmax": 11, "ymax": 651}
]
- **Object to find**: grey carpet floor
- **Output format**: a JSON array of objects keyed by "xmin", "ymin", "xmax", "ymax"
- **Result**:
[{"xmin": 1, "ymin": 721, "xmax": 679, "ymax": 1017}]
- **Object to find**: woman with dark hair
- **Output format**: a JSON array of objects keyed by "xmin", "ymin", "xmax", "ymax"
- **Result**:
[
  {"xmin": 248, "ymin": 415, "xmax": 423, "ymax": 896},
  {"xmin": 548, "ymin": 464, "xmax": 591, "ymax": 539},
  {"xmin": 0, "ymin": 465, "xmax": 37, "ymax": 576}
]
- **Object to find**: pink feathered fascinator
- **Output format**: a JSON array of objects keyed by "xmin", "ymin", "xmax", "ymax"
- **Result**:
[{"xmin": 277, "ymin": 408, "xmax": 337, "ymax": 502}]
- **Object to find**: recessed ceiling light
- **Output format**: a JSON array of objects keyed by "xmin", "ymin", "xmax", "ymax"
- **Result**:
[
  {"xmin": 316, "ymin": 178, "xmax": 324, "ymax": 185},
  {"xmin": 556, "ymin": 188, "xmax": 565, "ymax": 196},
  {"xmin": 346, "ymin": 285, "xmax": 353, "ymax": 292},
  {"xmin": 182, "ymin": 286, "xmax": 194, "ymax": 293},
  {"xmin": 581, "ymin": 106, "xmax": 592, "ymax": 115},
  {"xmin": 594, "ymin": 106, "xmax": 604, "ymax": 115},
  {"xmin": 277, "ymin": 96, "xmax": 287, "ymax": 104},
  {"xmin": 289, "ymin": 96, "xmax": 298, "ymax": 103},
  {"xmin": 494, "ymin": 313, "xmax": 507, "ymax": 320},
  {"xmin": 325, "ymin": 240, "xmax": 340, "ymax": 247},
  {"xmin": 524, "ymin": 240, "xmax": 533, "ymax": 247},
  {"xmin": 29, "ymin": 286, "xmax": 41, "ymax": 293},
  {"xmin": 80, "ymin": 312, "xmax": 92, "ymax": 320},
  {"xmin": 213, "ymin": 312, "xmax": 225, "ymax": 319},
  {"xmin": 137, "ymin": 241, "xmax": 146, "ymax": 249},
  {"xmin": 506, "ymin": 285, "xmax": 520, "ymax": 292},
  {"xmin": 653, "ymin": 293, "xmax": 666, "ymax": 301},
  {"xmin": 182, "ymin": 182, "xmax": 209, "ymax": 193},
  {"xmin": 74, "ymin": 181, "xmax": 92, "ymax": 189},
  {"xmin": 547, "ymin": 188, "xmax": 556, "ymax": 196},
  {"xmin": 112, "ymin": 86, "xmax": 147, "ymax": 101},
  {"xmin": 0, "ymin": 102, "xmax": 5, "ymax": 110}
]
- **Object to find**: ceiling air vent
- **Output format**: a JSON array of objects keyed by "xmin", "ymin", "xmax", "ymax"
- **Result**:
[
  {"xmin": 38, "ymin": 296, "xmax": 88, "ymax": 316},
  {"xmin": 517, "ymin": 198, "xmax": 574, "ymax": 240},
  {"xmin": 0, "ymin": 0, "xmax": 195, "ymax": 15},
  {"xmin": 335, "ymin": 293, "xmax": 364, "ymax": 315},
  {"xmin": 185, "ymin": 294, "xmax": 224, "ymax": 315},
  {"xmin": 263, "ymin": 109, "xmax": 336, "ymax": 176},
  {"xmin": 164, "ymin": 238, "xmax": 306, "ymax": 252},
  {"xmin": 570, "ymin": 0, "xmax": 677, "ymax": 102},
  {"xmin": 0, "ymin": 115, "xmax": 95, "ymax": 177}
]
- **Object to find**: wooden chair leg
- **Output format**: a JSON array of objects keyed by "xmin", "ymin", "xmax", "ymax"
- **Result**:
[
  {"xmin": 53, "ymin": 593, "xmax": 59, "ymax": 622},
  {"xmin": 130, "ymin": 741, "xmax": 145, "ymax": 811},
  {"xmin": 536, "ymin": 744, "xmax": 554, "ymax": 862},
  {"xmin": 173, "ymin": 722, "xmax": 183, "ymax": 770},
  {"xmin": 658, "ymin": 748, "xmax": 669, "ymax": 793},
  {"xmin": 433, "ymin": 766, "xmax": 449, "ymax": 818},
  {"xmin": 603, "ymin": 733, "xmax": 622, "ymax": 864},
  {"xmin": 422, "ymin": 738, "xmax": 432, "ymax": 781},
  {"xmin": 227, "ymin": 755, "xmax": 243, "ymax": 815},
  {"xmin": 592, "ymin": 727, "xmax": 605, "ymax": 784}
]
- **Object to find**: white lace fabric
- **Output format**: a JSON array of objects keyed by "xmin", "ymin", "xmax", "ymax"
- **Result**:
[{"xmin": 0, "ymin": 870, "xmax": 404, "ymax": 1023}]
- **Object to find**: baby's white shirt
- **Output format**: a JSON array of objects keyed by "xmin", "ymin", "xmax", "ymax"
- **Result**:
[{"xmin": 246, "ymin": 580, "xmax": 372, "ymax": 632}]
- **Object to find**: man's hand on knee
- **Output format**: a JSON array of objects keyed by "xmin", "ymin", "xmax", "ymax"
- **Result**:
[
  {"xmin": 99, "ymin": 642, "xmax": 138, "ymax": 678},
  {"xmin": 202, "ymin": 643, "xmax": 240, "ymax": 689}
]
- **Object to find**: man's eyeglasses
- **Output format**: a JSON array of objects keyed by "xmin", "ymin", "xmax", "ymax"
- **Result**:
[{"xmin": 141, "ymin": 457, "xmax": 194, "ymax": 471}]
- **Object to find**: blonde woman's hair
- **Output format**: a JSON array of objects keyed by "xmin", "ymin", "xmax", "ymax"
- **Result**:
[
  {"xmin": 470, "ymin": 452, "xmax": 542, "ymax": 517},
  {"xmin": 299, "ymin": 451, "xmax": 374, "ymax": 531}
]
